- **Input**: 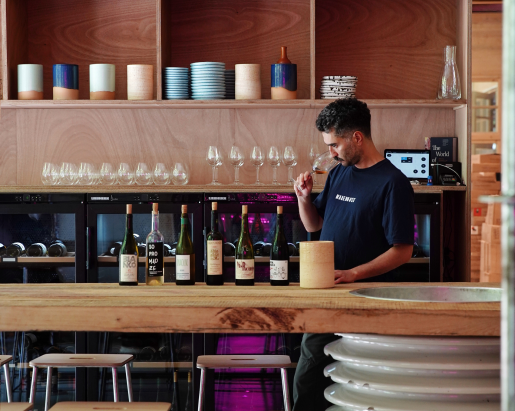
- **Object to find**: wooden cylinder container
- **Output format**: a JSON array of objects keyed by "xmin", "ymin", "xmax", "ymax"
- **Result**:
[{"xmin": 299, "ymin": 241, "xmax": 334, "ymax": 289}]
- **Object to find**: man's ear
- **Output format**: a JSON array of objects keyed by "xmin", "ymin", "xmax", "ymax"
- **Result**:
[{"xmin": 353, "ymin": 131, "xmax": 365, "ymax": 145}]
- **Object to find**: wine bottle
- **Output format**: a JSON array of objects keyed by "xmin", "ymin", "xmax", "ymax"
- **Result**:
[
  {"xmin": 184, "ymin": 371, "xmax": 193, "ymax": 411},
  {"xmin": 223, "ymin": 242, "xmax": 236, "ymax": 256},
  {"xmin": 176, "ymin": 205, "xmax": 195, "ymax": 285},
  {"xmin": 270, "ymin": 206, "xmax": 289, "ymax": 286},
  {"xmin": 164, "ymin": 243, "xmax": 172, "ymax": 257},
  {"xmin": 206, "ymin": 202, "xmax": 224, "ymax": 285},
  {"xmin": 108, "ymin": 241, "xmax": 122, "ymax": 256},
  {"xmin": 170, "ymin": 241, "xmax": 178, "ymax": 256},
  {"xmin": 48, "ymin": 241, "xmax": 68, "ymax": 257},
  {"xmin": 119, "ymin": 204, "xmax": 139, "ymax": 286},
  {"xmin": 0, "ymin": 243, "xmax": 6, "ymax": 256},
  {"xmin": 138, "ymin": 243, "xmax": 146, "ymax": 257},
  {"xmin": 146, "ymin": 203, "xmax": 164, "ymax": 286},
  {"xmin": 287, "ymin": 242, "xmax": 296, "ymax": 257},
  {"xmin": 6, "ymin": 242, "xmax": 26, "ymax": 257},
  {"xmin": 253, "ymin": 241, "xmax": 265, "ymax": 256},
  {"xmin": 235, "ymin": 205, "xmax": 254, "ymax": 286},
  {"xmin": 27, "ymin": 243, "xmax": 48, "ymax": 257}
]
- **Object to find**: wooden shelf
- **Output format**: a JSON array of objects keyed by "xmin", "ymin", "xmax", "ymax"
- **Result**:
[{"xmin": 1, "ymin": 254, "xmax": 75, "ymax": 264}]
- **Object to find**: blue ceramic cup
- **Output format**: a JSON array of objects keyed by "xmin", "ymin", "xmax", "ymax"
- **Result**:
[
  {"xmin": 53, "ymin": 64, "xmax": 79, "ymax": 89},
  {"xmin": 271, "ymin": 64, "xmax": 297, "ymax": 99}
]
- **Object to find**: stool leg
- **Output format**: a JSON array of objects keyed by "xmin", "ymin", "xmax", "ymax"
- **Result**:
[
  {"xmin": 197, "ymin": 368, "xmax": 205, "ymax": 411},
  {"xmin": 29, "ymin": 366, "xmax": 38, "ymax": 403},
  {"xmin": 112, "ymin": 367, "xmax": 119, "ymax": 402},
  {"xmin": 4, "ymin": 363, "xmax": 12, "ymax": 402},
  {"xmin": 280, "ymin": 368, "xmax": 291, "ymax": 411},
  {"xmin": 125, "ymin": 363, "xmax": 133, "ymax": 402},
  {"xmin": 45, "ymin": 367, "xmax": 52, "ymax": 411}
]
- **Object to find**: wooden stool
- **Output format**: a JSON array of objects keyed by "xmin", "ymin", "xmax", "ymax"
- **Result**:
[
  {"xmin": 0, "ymin": 354, "xmax": 13, "ymax": 403},
  {"xmin": 196, "ymin": 355, "xmax": 292, "ymax": 411},
  {"xmin": 48, "ymin": 402, "xmax": 171, "ymax": 410},
  {"xmin": 29, "ymin": 354, "xmax": 134, "ymax": 411},
  {"xmin": 0, "ymin": 404, "xmax": 33, "ymax": 411}
]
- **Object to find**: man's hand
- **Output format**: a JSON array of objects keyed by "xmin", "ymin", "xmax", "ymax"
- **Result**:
[
  {"xmin": 294, "ymin": 171, "xmax": 313, "ymax": 199},
  {"xmin": 334, "ymin": 269, "xmax": 358, "ymax": 284}
]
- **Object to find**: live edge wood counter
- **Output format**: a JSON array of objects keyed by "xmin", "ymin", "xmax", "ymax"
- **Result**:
[{"xmin": 0, "ymin": 283, "xmax": 500, "ymax": 337}]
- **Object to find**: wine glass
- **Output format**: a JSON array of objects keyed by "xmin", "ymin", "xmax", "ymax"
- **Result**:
[
  {"xmin": 153, "ymin": 163, "xmax": 171, "ymax": 185},
  {"xmin": 295, "ymin": 151, "xmax": 339, "ymax": 191},
  {"xmin": 250, "ymin": 146, "xmax": 264, "ymax": 185},
  {"xmin": 117, "ymin": 163, "xmax": 135, "ymax": 185},
  {"xmin": 41, "ymin": 162, "xmax": 59, "ymax": 185},
  {"xmin": 59, "ymin": 162, "xmax": 78, "ymax": 185},
  {"xmin": 171, "ymin": 162, "xmax": 189, "ymax": 185},
  {"xmin": 100, "ymin": 163, "xmax": 116, "ymax": 185},
  {"xmin": 308, "ymin": 142, "xmax": 321, "ymax": 185},
  {"xmin": 282, "ymin": 146, "xmax": 298, "ymax": 184},
  {"xmin": 77, "ymin": 162, "xmax": 97, "ymax": 185},
  {"xmin": 206, "ymin": 146, "xmax": 223, "ymax": 185},
  {"xmin": 267, "ymin": 146, "xmax": 281, "ymax": 185},
  {"xmin": 229, "ymin": 146, "xmax": 245, "ymax": 185},
  {"xmin": 135, "ymin": 162, "xmax": 153, "ymax": 185}
]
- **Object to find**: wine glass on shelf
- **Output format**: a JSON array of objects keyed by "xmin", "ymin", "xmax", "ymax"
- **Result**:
[
  {"xmin": 229, "ymin": 146, "xmax": 245, "ymax": 185},
  {"xmin": 295, "ymin": 150, "xmax": 339, "ymax": 191},
  {"xmin": 171, "ymin": 162, "xmax": 189, "ymax": 185},
  {"xmin": 100, "ymin": 163, "xmax": 116, "ymax": 185},
  {"xmin": 308, "ymin": 142, "xmax": 321, "ymax": 185},
  {"xmin": 250, "ymin": 146, "xmax": 264, "ymax": 185},
  {"xmin": 135, "ymin": 162, "xmax": 153, "ymax": 185},
  {"xmin": 117, "ymin": 163, "xmax": 135, "ymax": 185},
  {"xmin": 206, "ymin": 146, "xmax": 223, "ymax": 185},
  {"xmin": 153, "ymin": 163, "xmax": 171, "ymax": 185},
  {"xmin": 267, "ymin": 146, "xmax": 281, "ymax": 185},
  {"xmin": 41, "ymin": 162, "xmax": 59, "ymax": 185},
  {"xmin": 282, "ymin": 146, "xmax": 298, "ymax": 184}
]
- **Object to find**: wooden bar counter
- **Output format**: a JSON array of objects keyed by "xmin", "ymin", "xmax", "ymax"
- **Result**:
[{"xmin": 0, "ymin": 283, "xmax": 500, "ymax": 336}]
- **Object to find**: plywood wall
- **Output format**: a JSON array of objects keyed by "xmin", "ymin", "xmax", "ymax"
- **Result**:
[
  {"xmin": 472, "ymin": 12, "xmax": 502, "ymax": 80},
  {"xmin": 0, "ymin": 106, "xmax": 456, "ymax": 186}
]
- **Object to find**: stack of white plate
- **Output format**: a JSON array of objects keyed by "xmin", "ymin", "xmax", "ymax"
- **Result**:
[
  {"xmin": 225, "ymin": 69, "xmax": 235, "ymax": 99},
  {"xmin": 320, "ymin": 76, "xmax": 357, "ymax": 99},
  {"xmin": 163, "ymin": 67, "xmax": 189, "ymax": 100},
  {"xmin": 324, "ymin": 333, "xmax": 500, "ymax": 411},
  {"xmin": 190, "ymin": 62, "xmax": 226, "ymax": 100}
]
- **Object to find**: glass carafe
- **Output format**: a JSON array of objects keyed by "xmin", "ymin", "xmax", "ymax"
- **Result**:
[{"xmin": 437, "ymin": 45, "xmax": 461, "ymax": 100}]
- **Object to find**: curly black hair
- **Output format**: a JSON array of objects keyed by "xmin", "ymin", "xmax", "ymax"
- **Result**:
[{"xmin": 315, "ymin": 98, "xmax": 371, "ymax": 139}]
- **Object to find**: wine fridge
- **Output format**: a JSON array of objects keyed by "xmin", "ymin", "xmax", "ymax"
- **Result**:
[
  {"xmin": 0, "ymin": 193, "xmax": 86, "ymax": 406},
  {"xmin": 85, "ymin": 192, "xmax": 204, "ymax": 407}
]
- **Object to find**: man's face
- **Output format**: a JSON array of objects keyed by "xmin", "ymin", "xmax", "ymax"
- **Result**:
[{"xmin": 322, "ymin": 130, "xmax": 362, "ymax": 167}]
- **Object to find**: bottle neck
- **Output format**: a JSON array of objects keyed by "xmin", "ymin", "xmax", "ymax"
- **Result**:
[
  {"xmin": 126, "ymin": 214, "xmax": 134, "ymax": 235},
  {"xmin": 211, "ymin": 210, "xmax": 219, "ymax": 232},
  {"xmin": 181, "ymin": 212, "xmax": 189, "ymax": 232},
  {"xmin": 241, "ymin": 213, "xmax": 249, "ymax": 234},
  {"xmin": 275, "ymin": 214, "xmax": 285, "ymax": 240},
  {"xmin": 152, "ymin": 212, "xmax": 159, "ymax": 232}
]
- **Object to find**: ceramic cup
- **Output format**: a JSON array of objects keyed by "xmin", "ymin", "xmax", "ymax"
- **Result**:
[
  {"xmin": 271, "ymin": 63, "xmax": 297, "ymax": 99},
  {"xmin": 235, "ymin": 64, "xmax": 261, "ymax": 99},
  {"xmin": 53, "ymin": 64, "xmax": 79, "ymax": 100},
  {"xmin": 127, "ymin": 65, "xmax": 153, "ymax": 100},
  {"xmin": 90, "ymin": 64, "xmax": 115, "ymax": 100},
  {"xmin": 299, "ymin": 241, "xmax": 334, "ymax": 289},
  {"xmin": 18, "ymin": 64, "xmax": 43, "ymax": 100}
]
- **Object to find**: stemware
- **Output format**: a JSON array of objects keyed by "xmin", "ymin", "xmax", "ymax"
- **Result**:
[
  {"xmin": 206, "ymin": 146, "xmax": 223, "ymax": 185},
  {"xmin": 308, "ymin": 142, "xmax": 321, "ymax": 185},
  {"xmin": 59, "ymin": 162, "xmax": 78, "ymax": 185},
  {"xmin": 117, "ymin": 163, "xmax": 135, "ymax": 185},
  {"xmin": 229, "ymin": 146, "xmax": 245, "ymax": 185},
  {"xmin": 153, "ymin": 163, "xmax": 171, "ymax": 185},
  {"xmin": 77, "ymin": 162, "xmax": 98, "ymax": 185},
  {"xmin": 282, "ymin": 146, "xmax": 298, "ymax": 184},
  {"xmin": 41, "ymin": 162, "xmax": 59, "ymax": 185},
  {"xmin": 267, "ymin": 146, "xmax": 281, "ymax": 185},
  {"xmin": 100, "ymin": 163, "xmax": 116, "ymax": 185},
  {"xmin": 250, "ymin": 146, "xmax": 264, "ymax": 185},
  {"xmin": 171, "ymin": 162, "xmax": 190, "ymax": 185},
  {"xmin": 135, "ymin": 162, "xmax": 153, "ymax": 185},
  {"xmin": 295, "ymin": 151, "xmax": 339, "ymax": 191}
]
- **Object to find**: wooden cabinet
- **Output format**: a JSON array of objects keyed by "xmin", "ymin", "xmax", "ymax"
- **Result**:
[{"xmin": 0, "ymin": 0, "xmax": 472, "ymax": 280}]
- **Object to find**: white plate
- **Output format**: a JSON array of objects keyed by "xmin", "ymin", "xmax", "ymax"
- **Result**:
[{"xmin": 323, "ymin": 75, "xmax": 357, "ymax": 80}]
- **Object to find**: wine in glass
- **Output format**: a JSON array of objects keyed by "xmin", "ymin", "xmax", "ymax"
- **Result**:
[
  {"xmin": 206, "ymin": 146, "xmax": 223, "ymax": 185},
  {"xmin": 295, "ymin": 151, "xmax": 339, "ymax": 191},
  {"xmin": 267, "ymin": 146, "xmax": 281, "ymax": 185},
  {"xmin": 250, "ymin": 146, "xmax": 264, "ymax": 185},
  {"xmin": 282, "ymin": 146, "xmax": 298, "ymax": 184},
  {"xmin": 308, "ymin": 142, "xmax": 321, "ymax": 185},
  {"xmin": 229, "ymin": 146, "xmax": 245, "ymax": 185}
]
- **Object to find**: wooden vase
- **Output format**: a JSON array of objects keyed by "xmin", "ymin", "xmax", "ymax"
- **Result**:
[
  {"xmin": 127, "ymin": 65, "xmax": 154, "ymax": 100},
  {"xmin": 299, "ymin": 241, "xmax": 334, "ymax": 289},
  {"xmin": 235, "ymin": 64, "xmax": 261, "ymax": 99}
]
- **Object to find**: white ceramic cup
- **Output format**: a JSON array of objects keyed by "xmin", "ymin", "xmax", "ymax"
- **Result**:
[
  {"xmin": 90, "ymin": 64, "xmax": 115, "ymax": 100},
  {"xmin": 18, "ymin": 64, "xmax": 43, "ymax": 100},
  {"xmin": 127, "ymin": 65, "xmax": 153, "ymax": 100},
  {"xmin": 235, "ymin": 64, "xmax": 261, "ymax": 99}
]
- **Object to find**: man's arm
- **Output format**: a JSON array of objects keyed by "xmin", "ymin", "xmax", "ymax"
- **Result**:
[
  {"xmin": 295, "ymin": 171, "xmax": 323, "ymax": 232},
  {"xmin": 334, "ymin": 243, "xmax": 413, "ymax": 284}
]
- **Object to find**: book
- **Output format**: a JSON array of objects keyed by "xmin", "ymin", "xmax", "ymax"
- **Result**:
[{"xmin": 424, "ymin": 137, "xmax": 458, "ymax": 163}]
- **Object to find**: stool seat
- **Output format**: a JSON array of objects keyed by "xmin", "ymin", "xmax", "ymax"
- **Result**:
[
  {"xmin": 0, "ymin": 355, "xmax": 13, "ymax": 366},
  {"xmin": 48, "ymin": 402, "xmax": 171, "ymax": 411},
  {"xmin": 0, "ymin": 404, "xmax": 33, "ymax": 411},
  {"xmin": 197, "ymin": 355, "xmax": 291, "ymax": 369},
  {"xmin": 29, "ymin": 354, "xmax": 133, "ymax": 368}
]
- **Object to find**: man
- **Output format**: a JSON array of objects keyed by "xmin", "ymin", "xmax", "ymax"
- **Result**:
[{"xmin": 293, "ymin": 98, "xmax": 415, "ymax": 410}]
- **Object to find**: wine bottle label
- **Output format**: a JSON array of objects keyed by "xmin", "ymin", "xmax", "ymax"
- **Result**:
[
  {"xmin": 207, "ymin": 240, "xmax": 223, "ymax": 275},
  {"xmin": 176, "ymin": 255, "xmax": 191, "ymax": 280},
  {"xmin": 146, "ymin": 242, "xmax": 164, "ymax": 277},
  {"xmin": 270, "ymin": 260, "xmax": 288, "ymax": 280},
  {"xmin": 236, "ymin": 259, "xmax": 255, "ymax": 279},
  {"xmin": 120, "ymin": 254, "xmax": 138, "ymax": 282}
]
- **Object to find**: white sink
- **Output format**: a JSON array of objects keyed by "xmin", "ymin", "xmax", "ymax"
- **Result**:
[{"xmin": 349, "ymin": 286, "xmax": 501, "ymax": 302}]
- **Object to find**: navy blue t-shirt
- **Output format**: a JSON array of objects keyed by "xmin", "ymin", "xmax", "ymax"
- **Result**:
[{"xmin": 313, "ymin": 159, "xmax": 414, "ymax": 280}]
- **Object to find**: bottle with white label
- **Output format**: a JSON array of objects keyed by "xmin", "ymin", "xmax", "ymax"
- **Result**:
[
  {"xmin": 146, "ymin": 203, "xmax": 164, "ymax": 286},
  {"xmin": 270, "ymin": 206, "xmax": 289, "ymax": 286},
  {"xmin": 176, "ymin": 204, "xmax": 195, "ymax": 285},
  {"xmin": 206, "ymin": 202, "xmax": 224, "ymax": 285},
  {"xmin": 235, "ymin": 204, "xmax": 254, "ymax": 286},
  {"xmin": 119, "ymin": 204, "xmax": 139, "ymax": 286}
]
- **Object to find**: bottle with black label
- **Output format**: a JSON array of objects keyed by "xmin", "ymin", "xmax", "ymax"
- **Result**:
[
  {"xmin": 235, "ymin": 205, "xmax": 254, "ymax": 286},
  {"xmin": 206, "ymin": 202, "xmax": 224, "ymax": 285},
  {"xmin": 119, "ymin": 204, "xmax": 139, "ymax": 286},
  {"xmin": 176, "ymin": 205, "xmax": 195, "ymax": 285},
  {"xmin": 27, "ymin": 243, "xmax": 48, "ymax": 257},
  {"xmin": 48, "ymin": 240, "xmax": 68, "ymax": 257},
  {"xmin": 270, "ymin": 206, "xmax": 289, "ymax": 286},
  {"xmin": 6, "ymin": 242, "xmax": 26, "ymax": 257},
  {"xmin": 146, "ymin": 203, "xmax": 164, "ymax": 286}
]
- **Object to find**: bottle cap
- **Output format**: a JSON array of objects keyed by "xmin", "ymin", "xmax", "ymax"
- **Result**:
[
  {"xmin": 126, "ymin": 204, "xmax": 132, "ymax": 214},
  {"xmin": 212, "ymin": 202, "xmax": 218, "ymax": 211},
  {"xmin": 188, "ymin": 371, "xmax": 191, "ymax": 382},
  {"xmin": 182, "ymin": 204, "xmax": 187, "ymax": 213},
  {"xmin": 152, "ymin": 203, "xmax": 158, "ymax": 214},
  {"xmin": 174, "ymin": 371, "xmax": 178, "ymax": 382},
  {"xmin": 277, "ymin": 206, "xmax": 283, "ymax": 214},
  {"xmin": 242, "ymin": 204, "xmax": 248, "ymax": 214}
]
